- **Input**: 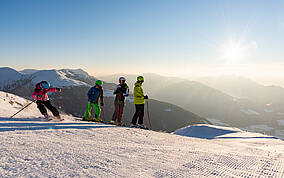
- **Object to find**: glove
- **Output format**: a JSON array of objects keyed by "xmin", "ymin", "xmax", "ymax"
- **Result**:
[
  {"xmin": 144, "ymin": 95, "xmax": 148, "ymax": 99},
  {"xmin": 56, "ymin": 88, "xmax": 61, "ymax": 92},
  {"xmin": 100, "ymin": 103, "xmax": 104, "ymax": 107}
]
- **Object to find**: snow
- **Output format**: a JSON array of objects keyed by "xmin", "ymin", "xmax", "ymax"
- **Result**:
[
  {"xmin": 241, "ymin": 108, "xmax": 260, "ymax": 115},
  {"xmin": 0, "ymin": 91, "xmax": 283, "ymax": 177},
  {"xmin": 0, "ymin": 91, "xmax": 40, "ymax": 118},
  {"xmin": 30, "ymin": 70, "xmax": 88, "ymax": 87},
  {"xmin": 59, "ymin": 69, "xmax": 90, "ymax": 80}
]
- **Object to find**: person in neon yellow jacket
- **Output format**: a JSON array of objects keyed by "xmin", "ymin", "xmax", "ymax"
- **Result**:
[{"xmin": 131, "ymin": 76, "xmax": 148, "ymax": 128}]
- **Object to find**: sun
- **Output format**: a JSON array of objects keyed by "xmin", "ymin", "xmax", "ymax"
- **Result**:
[{"xmin": 220, "ymin": 39, "xmax": 244, "ymax": 63}]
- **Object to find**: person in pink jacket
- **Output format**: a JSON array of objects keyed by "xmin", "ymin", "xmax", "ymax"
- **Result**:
[{"xmin": 32, "ymin": 81, "xmax": 62, "ymax": 120}]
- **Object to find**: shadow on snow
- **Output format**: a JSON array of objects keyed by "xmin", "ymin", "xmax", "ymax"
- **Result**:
[
  {"xmin": 174, "ymin": 125, "xmax": 279, "ymax": 140},
  {"xmin": 0, "ymin": 117, "xmax": 115, "ymax": 132}
]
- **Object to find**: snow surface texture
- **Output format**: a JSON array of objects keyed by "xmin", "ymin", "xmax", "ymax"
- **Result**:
[{"xmin": 0, "ymin": 92, "xmax": 284, "ymax": 177}]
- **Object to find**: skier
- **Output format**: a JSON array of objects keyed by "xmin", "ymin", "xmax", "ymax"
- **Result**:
[
  {"xmin": 32, "ymin": 81, "xmax": 63, "ymax": 121},
  {"xmin": 83, "ymin": 80, "xmax": 104, "ymax": 122},
  {"xmin": 110, "ymin": 77, "xmax": 129, "ymax": 126},
  {"xmin": 130, "ymin": 76, "xmax": 148, "ymax": 128}
]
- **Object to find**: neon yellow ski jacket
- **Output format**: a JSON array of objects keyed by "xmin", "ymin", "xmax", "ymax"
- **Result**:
[{"xmin": 134, "ymin": 82, "xmax": 145, "ymax": 105}]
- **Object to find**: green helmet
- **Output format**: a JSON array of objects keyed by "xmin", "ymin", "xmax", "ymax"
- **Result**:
[
  {"xmin": 137, "ymin": 76, "xmax": 144, "ymax": 82},
  {"xmin": 96, "ymin": 80, "xmax": 103, "ymax": 86}
]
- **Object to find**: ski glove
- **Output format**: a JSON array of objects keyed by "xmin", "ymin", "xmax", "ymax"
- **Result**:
[
  {"xmin": 56, "ymin": 88, "xmax": 61, "ymax": 92},
  {"xmin": 144, "ymin": 95, "xmax": 148, "ymax": 99}
]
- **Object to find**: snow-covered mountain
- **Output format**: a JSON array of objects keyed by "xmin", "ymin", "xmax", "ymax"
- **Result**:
[
  {"xmin": 0, "ymin": 67, "xmax": 25, "ymax": 90},
  {"xmin": 0, "ymin": 91, "xmax": 283, "ymax": 177},
  {"xmin": 0, "ymin": 67, "xmax": 100, "ymax": 90},
  {"xmin": 0, "ymin": 69, "xmax": 207, "ymax": 133}
]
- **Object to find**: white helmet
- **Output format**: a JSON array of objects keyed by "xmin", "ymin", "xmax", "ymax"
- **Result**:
[{"xmin": 119, "ymin": 77, "xmax": 126, "ymax": 83}]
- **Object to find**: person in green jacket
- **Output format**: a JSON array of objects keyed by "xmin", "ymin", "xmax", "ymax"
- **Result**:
[{"xmin": 131, "ymin": 76, "xmax": 148, "ymax": 128}]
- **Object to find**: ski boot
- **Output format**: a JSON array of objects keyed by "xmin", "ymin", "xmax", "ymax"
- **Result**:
[
  {"xmin": 55, "ymin": 115, "xmax": 64, "ymax": 121},
  {"xmin": 109, "ymin": 120, "xmax": 116, "ymax": 125},
  {"xmin": 94, "ymin": 118, "xmax": 103, "ymax": 123},
  {"xmin": 137, "ymin": 124, "xmax": 147, "ymax": 129}
]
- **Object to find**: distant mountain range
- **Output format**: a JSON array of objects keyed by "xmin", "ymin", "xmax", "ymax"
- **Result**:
[
  {"xmin": 0, "ymin": 67, "xmax": 207, "ymax": 132},
  {"xmin": 1, "ymin": 67, "xmax": 284, "ymax": 139},
  {"xmin": 102, "ymin": 73, "xmax": 284, "ymax": 140}
]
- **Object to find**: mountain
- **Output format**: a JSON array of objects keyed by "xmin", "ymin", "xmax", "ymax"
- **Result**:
[
  {"xmin": 0, "ymin": 95, "xmax": 283, "ymax": 177},
  {"xmin": 0, "ymin": 68, "xmax": 207, "ymax": 132},
  {"xmin": 198, "ymin": 75, "xmax": 284, "ymax": 105},
  {"xmin": 102, "ymin": 73, "xmax": 284, "ymax": 140},
  {"xmin": 101, "ymin": 73, "xmax": 185, "ymax": 95},
  {"xmin": 0, "ymin": 67, "xmax": 25, "ymax": 90}
]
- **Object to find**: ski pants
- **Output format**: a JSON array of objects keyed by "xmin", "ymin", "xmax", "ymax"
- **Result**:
[
  {"xmin": 112, "ymin": 100, "xmax": 124, "ymax": 123},
  {"xmin": 36, "ymin": 100, "xmax": 59, "ymax": 116},
  {"xmin": 84, "ymin": 102, "xmax": 101, "ymax": 120},
  {"xmin": 131, "ymin": 104, "xmax": 144, "ymax": 125}
]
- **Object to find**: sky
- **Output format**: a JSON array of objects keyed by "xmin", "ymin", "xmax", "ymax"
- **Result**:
[{"xmin": 1, "ymin": 0, "xmax": 284, "ymax": 84}]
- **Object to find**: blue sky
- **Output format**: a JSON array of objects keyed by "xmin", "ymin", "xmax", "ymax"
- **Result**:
[{"xmin": 1, "ymin": 0, "xmax": 284, "ymax": 79}]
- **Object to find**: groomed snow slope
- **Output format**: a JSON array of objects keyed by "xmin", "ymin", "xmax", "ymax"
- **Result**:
[{"xmin": 0, "ymin": 92, "xmax": 283, "ymax": 177}]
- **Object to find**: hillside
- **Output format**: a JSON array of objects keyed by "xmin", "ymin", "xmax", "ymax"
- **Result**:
[
  {"xmin": 0, "ymin": 92, "xmax": 283, "ymax": 177},
  {"xmin": 102, "ymin": 73, "xmax": 284, "ymax": 140},
  {"xmin": 0, "ymin": 68, "xmax": 207, "ymax": 133}
]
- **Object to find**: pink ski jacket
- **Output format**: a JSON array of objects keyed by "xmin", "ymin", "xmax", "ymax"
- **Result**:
[{"xmin": 32, "ymin": 83, "xmax": 57, "ymax": 101}]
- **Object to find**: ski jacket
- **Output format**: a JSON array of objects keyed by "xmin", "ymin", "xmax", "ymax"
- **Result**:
[
  {"xmin": 134, "ymin": 81, "xmax": 145, "ymax": 105},
  {"xmin": 114, "ymin": 83, "xmax": 129, "ymax": 102},
  {"xmin": 87, "ymin": 85, "xmax": 104, "ymax": 105},
  {"xmin": 32, "ymin": 83, "xmax": 57, "ymax": 101}
]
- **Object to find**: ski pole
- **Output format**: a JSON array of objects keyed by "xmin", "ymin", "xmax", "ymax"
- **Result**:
[
  {"xmin": 10, "ymin": 100, "xmax": 36, "ymax": 119},
  {"xmin": 143, "ymin": 115, "xmax": 149, "ymax": 129},
  {"xmin": 146, "ymin": 99, "xmax": 152, "ymax": 130},
  {"xmin": 101, "ymin": 107, "xmax": 105, "ymax": 122},
  {"xmin": 58, "ymin": 91, "xmax": 62, "ymax": 109}
]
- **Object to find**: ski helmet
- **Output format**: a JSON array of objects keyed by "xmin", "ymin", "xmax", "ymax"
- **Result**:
[
  {"xmin": 119, "ymin": 77, "xmax": 126, "ymax": 83},
  {"xmin": 137, "ymin": 76, "xmax": 144, "ymax": 82},
  {"xmin": 40, "ymin": 81, "xmax": 50, "ymax": 90},
  {"xmin": 96, "ymin": 80, "xmax": 103, "ymax": 86}
]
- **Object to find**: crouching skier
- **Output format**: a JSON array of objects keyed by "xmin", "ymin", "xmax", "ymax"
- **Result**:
[
  {"xmin": 32, "ymin": 81, "xmax": 63, "ymax": 121},
  {"xmin": 83, "ymin": 80, "xmax": 104, "ymax": 122},
  {"xmin": 110, "ymin": 77, "xmax": 129, "ymax": 126}
]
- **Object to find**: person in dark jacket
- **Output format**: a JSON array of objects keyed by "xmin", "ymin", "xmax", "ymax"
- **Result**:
[
  {"xmin": 110, "ymin": 77, "xmax": 129, "ymax": 126},
  {"xmin": 83, "ymin": 80, "xmax": 104, "ymax": 121},
  {"xmin": 32, "ymin": 81, "xmax": 62, "ymax": 121}
]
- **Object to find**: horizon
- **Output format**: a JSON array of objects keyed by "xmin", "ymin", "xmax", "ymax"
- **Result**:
[
  {"xmin": 1, "ymin": 0, "xmax": 284, "ymax": 86},
  {"xmin": 2, "ymin": 66, "xmax": 284, "ymax": 87}
]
